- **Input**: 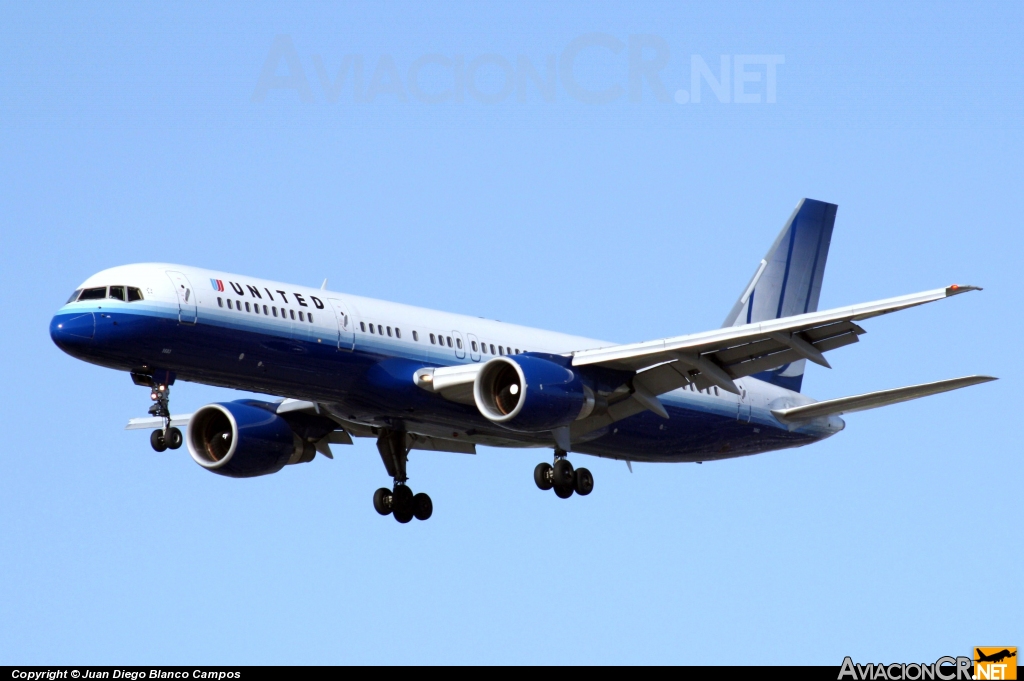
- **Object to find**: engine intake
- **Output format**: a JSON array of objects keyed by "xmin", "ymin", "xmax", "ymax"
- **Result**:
[
  {"xmin": 187, "ymin": 401, "xmax": 316, "ymax": 478},
  {"xmin": 474, "ymin": 355, "xmax": 593, "ymax": 433}
]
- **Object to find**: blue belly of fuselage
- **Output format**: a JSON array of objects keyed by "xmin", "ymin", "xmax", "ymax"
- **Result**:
[{"xmin": 50, "ymin": 305, "xmax": 824, "ymax": 463}]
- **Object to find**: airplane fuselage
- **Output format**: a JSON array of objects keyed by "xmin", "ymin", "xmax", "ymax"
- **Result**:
[{"xmin": 50, "ymin": 263, "xmax": 842, "ymax": 464}]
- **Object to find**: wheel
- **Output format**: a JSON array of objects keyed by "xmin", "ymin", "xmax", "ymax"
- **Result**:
[
  {"xmin": 150, "ymin": 429, "xmax": 167, "ymax": 452},
  {"xmin": 166, "ymin": 427, "xmax": 183, "ymax": 450},
  {"xmin": 552, "ymin": 458, "xmax": 574, "ymax": 487},
  {"xmin": 413, "ymin": 493, "xmax": 433, "ymax": 521},
  {"xmin": 393, "ymin": 502, "xmax": 414, "ymax": 524},
  {"xmin": 553, "ymin": 484, "xmax": 574, "ymax": 499},
  {"xmin": 373, "ymin": 487, "xmax": 392, "ymax": 515},
  {"xmin": 534, "ymin": 462, "xmax": 553, "ymax": 490},
  {"xmin": 392, "ymin": 485, "xmax": 414, "ymax": 514},
  {"xmin": 574, "ymin": 467, "xmax": 594, "ymax": 496}
]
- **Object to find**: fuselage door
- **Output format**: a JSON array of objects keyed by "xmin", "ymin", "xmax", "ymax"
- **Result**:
[
  {"xmin": 466, "ymin": 332, "xmax": 482, "ymax": 362},
  {"xmin": 327, "ymin": 298, "xmax": 355, "ymax": 351},
  {"xmin": 737, "ymin": 387, "xmax": 752, "ymax": 423},
  {"xmin": 165, "ymin": 271, "xmax": 198, "ymax": 324},
  {"xmin": 452, "ymin": 330, "xmax": 466, "ymax": 360}
]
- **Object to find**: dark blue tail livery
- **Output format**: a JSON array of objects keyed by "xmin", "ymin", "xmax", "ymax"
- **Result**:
[{"xmin": 722, "ymin": 198, "xmax": 838, "ymax": 392}]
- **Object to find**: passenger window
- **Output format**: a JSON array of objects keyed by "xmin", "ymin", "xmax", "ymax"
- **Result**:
[
  {"xmin": 412, "ymin": 330, "xmax": 418, "ymax": 341},
  {"xmin": 515, "ymin": 348, "xmax": 520, "ymax": 354},
  {"xmin": 272, "ymin": 307, "xmax": 277, "ymax": 317},
  {"xmin": 369, "ymin": 324, "xmax": 375, "ymax": 334},
  {"xmin": 290, "ymin": 310, "xmax": 295, "ymax": 320},
  {"xmin": 387, "ymin": 326, "xmax": 392, "ymax": 337},
  {"xmin": 713, "ymin": 387, "xmax": 719, "ymax": 396},
  {"xmin": 299, "ymin": 311, "xmax": 305, "ymax": 321},
  {"xmin": 308, "ymin": 313, "xmax": 313, "ymax": 323},
  {"xmin": 430, "ymin": 333, "xmax": 436, "ymax": 344},
  {"xmin": 378, "ymin": 324, "xmax": 383, "ymax": 335},
  {"xmin": 108, "ymin": 286, "xmax": 126, "ymax": 301},
  {"xmin": 499, "ymin": 346, "xmax": 504, "ymax": 355},
  {"xmin": 456, "ymin": 338, "xmax": 463, "ymax": 349},
  {"xmin": 360, "ymin": 322, "xmax": 366, "ymax": 332},
  {"xmin": 245, "ymin": 302, "xmax": 251, "ymax": 312},
  {"xmin": 227, "ymin": 299, "xmax": 232, "ymax": 309},
  {"xmin": 490, "ymin": 344, "xmax": 495, "ymax": 354},
  {"xmin": 396, "ymin": 328, "xmax": 401, "ymax": 339},
  {"xmin": 472, "ymin": 341, "xmax": 478, "ymax": 352},
  {"xmin": 79, "ymin": 287, "xmax": 106, "ymax": 301},
  {"xmin": 447, "ymin": 337, "xmax": 453, "ymax": 348},
  {"xmin": 218, "ymin": 297, "xmax": 223, "ymax": 307},
  {"xmin": 263, "ymin": 305, "xmax": 269, "ymax": 315}
]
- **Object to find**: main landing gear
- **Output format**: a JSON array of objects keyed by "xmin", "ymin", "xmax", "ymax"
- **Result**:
[
  {"xmin": 534, "ymin": 449, "xmax": 593, "ymax": 499},
  {"xmin": 373, "ymin": 428, "xmax": 432, "ymax": 523},
  {"xmin": 145, "ymin": 381, "xmax": 182, "ymax": 452}
]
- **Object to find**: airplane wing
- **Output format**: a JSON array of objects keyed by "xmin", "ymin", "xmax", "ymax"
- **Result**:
[
  {"xmin": 126, "ymin": 398, "xmax": 477, "ymax": 455},
  {"xmin": 572, "ymin": 285, "xmax": 980, "ymax": 397},
  {"xmin": 771, "ymin": 375, "xmax": 996, "ymax": 425}
]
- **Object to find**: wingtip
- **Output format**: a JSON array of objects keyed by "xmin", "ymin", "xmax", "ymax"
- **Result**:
[{"xmin": 945, "ymin": 284, "xmax": 982, "ymax": 296}]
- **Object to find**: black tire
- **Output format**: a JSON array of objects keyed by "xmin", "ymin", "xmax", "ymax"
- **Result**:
[
  {"xmin": 413, "ymin": 493, "xmax": 433, "ymax": 521},
  {"xmin": 534, "ymin": 462, "xmax": 553, "ymax": 490},
  {"xmin": 574, "ymin": 467, "xmax": 594, "ymax": 496},
  {"xmin": 373, "ymin": 487, "xmax": 393, "ymax": 515},
  {"xmin": 552, "ymin": 458, "xmax": 574, "ymax": 487},
  {"xmin": 392, "ymin": 485, "xmax": 414, "ymax": 516},
  {"xmin": 553, "ymin": 484, "xmax": 574, "ymax": 499},
  {"xmin": 166, "ymin": 427, "xmax": 183, "ymax": 450},
  {"xmin": 150, "ymin": 429, "xmax": 167, "ymax": 452}
]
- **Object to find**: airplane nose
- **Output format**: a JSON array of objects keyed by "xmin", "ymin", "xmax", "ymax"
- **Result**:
[{"xmin": 50, "ymin": 312, "xmax": 96, "ymax": 351}]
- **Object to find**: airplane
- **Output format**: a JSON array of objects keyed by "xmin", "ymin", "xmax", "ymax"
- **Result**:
[
  {"xmin": 50, "ymin": 198, "xmax": 995, "ymax": 523},
  {"xmin": 976, "ymin": 649, "xmax": 1016, "ymax": 664}
]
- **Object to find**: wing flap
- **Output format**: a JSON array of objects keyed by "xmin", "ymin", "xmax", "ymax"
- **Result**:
[
  {"xmin": 772, "ymin": 375, "xmax": 996, "ymax": 423},
  {"xmin": 126, "ymin": 414, "xmax": 193, "ymax": 430}
]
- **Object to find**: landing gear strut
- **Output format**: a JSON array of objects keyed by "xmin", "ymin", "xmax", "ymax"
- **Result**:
[
  {"xmin": 372, "ymin": 428, "xmax": 432, "ymax": 522},
  {"xmin": 534, "ymin": 449, "xmax": 593, "ymax": 498},
  {"xmin": 145, "ymin": 380, "xmax": 181, "ymax": 452}
]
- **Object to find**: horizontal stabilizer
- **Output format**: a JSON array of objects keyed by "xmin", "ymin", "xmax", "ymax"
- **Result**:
[{"xmin": 772, "ymin": 375, "xmax": 996, "ymax": 424}]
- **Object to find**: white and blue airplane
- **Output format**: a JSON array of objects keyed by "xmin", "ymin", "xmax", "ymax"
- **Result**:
[{"xmin": 51, "ymin": 199, "xmax": 994, "ymax": 523}]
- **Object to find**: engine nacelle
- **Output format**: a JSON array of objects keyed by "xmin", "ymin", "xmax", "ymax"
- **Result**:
[
  {"xmin": 474, "ymin": 355, "xmax": 594, "ymax": 433},
  {"xmin": 186, "ymin": 400, "xmax": 317, "ymax": 478}
]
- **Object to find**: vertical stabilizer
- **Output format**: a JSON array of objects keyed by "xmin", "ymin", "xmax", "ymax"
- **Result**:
[{"xmin": 722, "ymin": 198, "xmax": 837, "ymax": 392}]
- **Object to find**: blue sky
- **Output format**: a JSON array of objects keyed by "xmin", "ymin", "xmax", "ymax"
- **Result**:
[{"xmin": 1, "ymin": 1, "xmax": 1020, "ymax": 665}]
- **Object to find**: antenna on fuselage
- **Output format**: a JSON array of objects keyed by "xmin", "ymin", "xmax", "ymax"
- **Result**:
[{"xmin": 320, "ymin": 278, "xmax": 328, "ymax": 290}]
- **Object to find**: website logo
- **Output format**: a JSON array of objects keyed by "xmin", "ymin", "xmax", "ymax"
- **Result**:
[{"xmin": 974, "ymin": 648, "xmax": 1016, "ymax": 680}]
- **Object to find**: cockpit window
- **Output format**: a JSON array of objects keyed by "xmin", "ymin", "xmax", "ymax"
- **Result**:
[
  {"xmin": 108, "ymin": 286, "xmax": 126, "ymax": 301},
  {"xmin": 79, "ymin": 287, "xmax": 106, "ymax": 301},
  {"xmin": 66, "ymin": 289, "xmax": 83, "ymax": 304},
  {"xmin": 127, "ymin": 287, "xmax": 144, "ymax": 302}
]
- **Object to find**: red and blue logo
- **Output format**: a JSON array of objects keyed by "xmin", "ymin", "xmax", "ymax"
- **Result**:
[{"xmin": 210, "ymin": 279, "xmax": 224, "ymax": 292}]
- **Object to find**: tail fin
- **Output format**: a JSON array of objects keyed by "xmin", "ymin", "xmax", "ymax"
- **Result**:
[{"xmin": 722, "ymin": 198, "xmax": 838, "ymax": 392}]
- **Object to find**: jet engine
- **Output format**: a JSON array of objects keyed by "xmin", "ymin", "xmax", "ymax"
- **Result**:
[
  {"xmin": 473, "ymin": 355, "xmax": 595, "ymax": 433},
  {"xmin": 186, "ymin": 400, "xmax": 324, "ymax": 478}
]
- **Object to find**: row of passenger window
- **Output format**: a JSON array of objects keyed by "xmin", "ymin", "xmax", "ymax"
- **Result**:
[
  {"xmin": 360, "ymin": 321, "xmax": 402, "ymax": 339},
  {"xmin": 359, "ymin": 321, "xmax": 524, "ymax": 356},
  {"xmin": 218, "ymin": 297, "xmax": 314, "ymax": 324},
  {"xmin": 686, "ymin": 383, "xmax": 720, "ymax": 397},
  {"xmin": 68, "ymin": 286, "xmax": 144, "ymax": 303}
]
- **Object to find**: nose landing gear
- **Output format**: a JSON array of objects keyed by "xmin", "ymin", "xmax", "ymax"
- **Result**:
[
  {"xmin": 143, "ymin": 378, "xmax": 182, "ymax": 452},
  {"xmin": 534, "ymin": 449, "xmax": 593, "ymax": 498},
  {"xmin": 373, "ymin": 428, "xmax": 433, "ymax": 522}
]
